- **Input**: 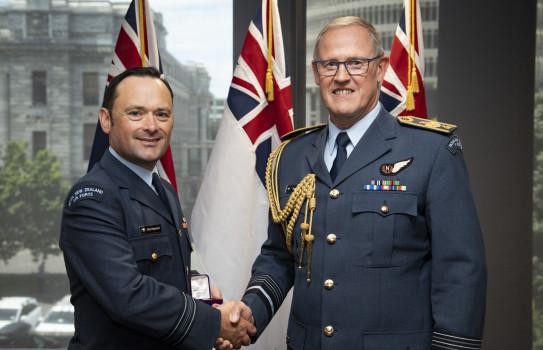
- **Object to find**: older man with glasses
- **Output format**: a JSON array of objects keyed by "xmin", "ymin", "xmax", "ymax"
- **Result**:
[{"xmin": 230, "ymin": 16, "xmax": 487, "ymax": 350}]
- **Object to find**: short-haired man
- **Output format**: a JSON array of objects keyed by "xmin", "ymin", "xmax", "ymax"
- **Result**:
[
  {"xmin": 60, "ymin": 66, "xmax": 255, "ymax": 350},
  {"xmin": 234, "ymin": 16, "xmax": 487, "ymax": 350}
]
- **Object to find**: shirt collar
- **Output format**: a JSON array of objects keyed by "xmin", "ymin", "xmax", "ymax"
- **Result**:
[
  {"xmin": 109, "ymin": 147, "xmax": 156, "ymax": 190},
  {"xmin": 327, "ymin": 102, "xmax": 381, "ymax": 156}
]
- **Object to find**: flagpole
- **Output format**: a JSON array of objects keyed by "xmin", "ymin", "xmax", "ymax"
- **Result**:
[
  {"xmin": 139, "ymin": 0, "xmax": 146, "ymax": 67},
  {"xmin": 265, "ymin": 0, "xmax": 274, "ymax": 101}
]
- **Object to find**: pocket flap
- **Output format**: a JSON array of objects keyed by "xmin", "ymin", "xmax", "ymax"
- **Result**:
[
  {"xmin": 353, "ymin": 192, "xmax": 417, "ymax": 216},
  {"xmin": 130, "ymin": 235, "xmax": 172, "ymax": 262}
]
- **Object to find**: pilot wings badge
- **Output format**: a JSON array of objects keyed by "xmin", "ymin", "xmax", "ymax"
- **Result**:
[{"xmin": 380, "ymin": 157, "xmax": 414, "ymax": 176}]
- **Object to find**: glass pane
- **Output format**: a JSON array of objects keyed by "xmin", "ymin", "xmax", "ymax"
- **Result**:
[
  {"xmin": 534, "ymin": 1, "xmax": 543, "ymax": 348},
  {"xmin": 0, "ymin": 1, "xmax": 231, "ymax": 347}
]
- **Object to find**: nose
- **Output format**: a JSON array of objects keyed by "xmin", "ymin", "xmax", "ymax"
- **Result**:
[
  {"xmin": 334, "ymin": 62, "xmax": 350, "ymax": 83},
  {"xmin": 142, "ymin": 113, "xmax": 158, "ymax": 132}
]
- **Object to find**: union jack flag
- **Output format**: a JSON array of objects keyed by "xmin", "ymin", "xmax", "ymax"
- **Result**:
[
  {"xmin": 227, "ymin": 0, "xmax": 294, "ymax": 183},
  {"xmin": 191, "ymin": 0, "xmax": 293, "ymax": 348},
  {"xmin": 380, "ymin": 0, "xmax": 427, "ymax": 118},
  {"xmin": 87, "ymin": 0, "xmax": 177, "ymax": 191}
]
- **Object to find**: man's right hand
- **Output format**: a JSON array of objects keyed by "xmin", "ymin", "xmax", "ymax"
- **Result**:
[{"xmin": 216, "ymin": 300, "xmax": 256, "ymax": 349}]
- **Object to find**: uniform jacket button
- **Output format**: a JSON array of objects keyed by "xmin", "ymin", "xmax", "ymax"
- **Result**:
[
  {"xmin": 286, "ymin": 335, "xmax": 290, "ymax": 343},
  {"xmin": 327, "ymin": 233, "xmax": 337, "ymax": 244},
  {"xmin": 324, "ymin": 279, "xmax": 334, "ymax": 290},
  {"xmin": 324, "ymin": 325, "xmax": 334, "ymax": 337},
  {"xmin": 151, "ymin": 252, "xmax": 158, "ymax": 260},
  {"xmin": 381, "ymin": 205, "xmax": 389, "ymax": 214},
  {"xmin": 329, "ymin": 189, "xmax": 340, "ymax": 199}
]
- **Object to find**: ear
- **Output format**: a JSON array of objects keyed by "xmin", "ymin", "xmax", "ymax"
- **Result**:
[
  {"xmin": 376, "ymin": 55, "xmax": 390, "ymax": 84},
  {"xmin": 98, "ymin": 108, "xmax": 112, "ymax": 134},
  {"xmin": 312, "ymin": 61, "xmax": 321, "ymax": 86}
]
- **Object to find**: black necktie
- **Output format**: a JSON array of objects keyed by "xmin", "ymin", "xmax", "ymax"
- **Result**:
[
  {"xmin": 152, "ymin": 173, "xmax": 171, "ymax": 211},
  {"xmin": 330, "ymin": 132, "xmax": 350, "ymax": 182}
]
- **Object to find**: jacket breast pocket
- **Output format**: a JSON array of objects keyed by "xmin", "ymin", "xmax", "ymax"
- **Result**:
[
  {"xmin": 130, "ymin": 234, "xmax": 174, "ymax": 281},
  {"xmin": 351, "ymin": 191, "xmax": 418, "ymax": 267}
]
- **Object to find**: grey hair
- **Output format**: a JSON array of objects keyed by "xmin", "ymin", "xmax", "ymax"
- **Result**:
[{"xmin": 313, "ymin": 16, "xmax": 384, "ymax": 60}]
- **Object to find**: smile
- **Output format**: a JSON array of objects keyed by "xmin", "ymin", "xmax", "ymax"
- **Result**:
[
  {"xmin": 138, "ymin": 137, "xmax": 161, "ymax": 143},
  {"xmin": 333, "ymin": 89, "xmax": 353, "ymax": 95}
]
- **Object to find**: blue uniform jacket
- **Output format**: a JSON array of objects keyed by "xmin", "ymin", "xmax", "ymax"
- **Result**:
[
  {"xmin": 242, "ymin": 110, "xmax": 487, "ymax": 350},
  {"xmin": 60, "ymin": 149, "xmax": 220, "ymax": 349}
]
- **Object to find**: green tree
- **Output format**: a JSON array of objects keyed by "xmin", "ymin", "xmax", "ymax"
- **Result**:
[{"xmin": 0, "ymin": 140, "xmax": 69, "ymax": 263}]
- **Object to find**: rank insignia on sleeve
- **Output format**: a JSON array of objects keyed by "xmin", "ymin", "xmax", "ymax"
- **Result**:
[
  {"xmin": 447, "ymin": 135, "xmax": 463, "ymax": 155},
  {"xmin": 380, "ymin": 157, "xmax": 413, "ymax": 176},
  {"xmin": 66, "ymin": 185, "xmax": 106, "ymax": 210},
  {"xmin": 397, "ymin": 116, "xmax": 457, "ymax": 134}
]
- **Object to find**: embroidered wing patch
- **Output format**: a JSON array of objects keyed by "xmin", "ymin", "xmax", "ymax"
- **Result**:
[{"xmin": 380, "ymin": 157, "xmax": 414, "ymax": 176}]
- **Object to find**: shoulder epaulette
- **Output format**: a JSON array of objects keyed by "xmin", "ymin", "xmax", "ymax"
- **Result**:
[
  {"xmin": 397, "ymin": 116, "xmax": 457, "ymax": 134},
  {"xmin": 280, "ymin": 123, "xmax": 327, "ymax": 141}
]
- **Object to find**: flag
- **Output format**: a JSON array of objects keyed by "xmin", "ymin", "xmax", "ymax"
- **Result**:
[
  {"xmin": 86, "ymin": 0, "xmax": 177, "ymax": 191},
  {"xmin": 190, "ymin": 0, "xmax": 293, "ymax": 348},
  {"xmin": 380, "ymin": 0, "xmax": 427, "ymax": 118}
]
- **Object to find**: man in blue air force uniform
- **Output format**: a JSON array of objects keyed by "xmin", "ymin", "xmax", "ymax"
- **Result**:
[
  {"xmin": 232, "ymin": 17, "xmax": 487, "ymax": 350},
  {"xmin": 60, "ymin": 67, "xmax": 255, "ymax": 350}
]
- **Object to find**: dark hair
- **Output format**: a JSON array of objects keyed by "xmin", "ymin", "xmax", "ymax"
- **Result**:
[{"xmin": 105, "ymin": 66, "xmax": 174, "ymax": 120}]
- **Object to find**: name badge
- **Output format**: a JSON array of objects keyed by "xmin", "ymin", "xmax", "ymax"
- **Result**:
[{"xmin": 139, "ymin": 224, "xmax": 162, "ymax": 235}]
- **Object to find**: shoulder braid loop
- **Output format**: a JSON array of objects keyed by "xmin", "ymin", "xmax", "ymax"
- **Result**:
[{"xmin": 266, "ymin": 140, "xmax": 317, "ymax": 283}]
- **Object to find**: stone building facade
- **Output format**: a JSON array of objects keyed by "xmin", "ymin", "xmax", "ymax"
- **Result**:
[{"xmin": 0, "ymin": 0, "xmax": 213, "ymax": 213}]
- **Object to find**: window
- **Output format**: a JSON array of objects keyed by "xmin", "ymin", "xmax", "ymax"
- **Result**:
[
  {"xmin": 26, "ymin": 12, "xmax": 49, "ymax": 38},
  {"xmin": 32, "ymin": 71, "xmax": 46, "ymax": 105},
  {"xmin": 83, "ymin": 72, "xmax": 99, "ymax": 106},
  {"xmin": 32, "ymin": 131, "xmax": 46, "ymax": 157},
  {"xmin": 83, "ymin": 123, "xmax": 96, "ymax": 160},
  {"xmin": 21, "ymin": 302, "xmax": 37, "ymax": 316}
]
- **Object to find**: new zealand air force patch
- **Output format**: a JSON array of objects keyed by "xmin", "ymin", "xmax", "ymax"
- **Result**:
[
  {"xmin": 67, "ymin": 185, "xmax": 106, "ymax": 210},
  {"xmin": 447, "ymin": 135, "xmax": 463, "ymax": 155}
]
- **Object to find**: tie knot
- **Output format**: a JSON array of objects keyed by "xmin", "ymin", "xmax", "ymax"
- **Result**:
[{"xmin": 336, "ymin": 132, "xmax": 350, "ymax": 148}]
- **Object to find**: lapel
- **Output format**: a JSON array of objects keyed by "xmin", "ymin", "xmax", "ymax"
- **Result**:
[
  {"xmin": 101, "ymin": 150, "xmax": 175, "ymax": 225},
  {"xmin": 307, "ymin": 126, "xmax": 334, "ymax": 187},
  {"xmin": 162, "ymin": 181, "xmax": 182, "ymax": 232},
  {"xmin": 306, "ymin": 110, "xmax": 398, "ymax": 186},
  {"xmin": 336, "ymin": 110, "xmax": 397, "ymax": 183}
]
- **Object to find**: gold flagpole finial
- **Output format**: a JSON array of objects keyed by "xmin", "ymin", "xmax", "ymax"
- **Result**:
[{"xmin": 265, "ymin": 0, "xmax": 274, "ymax": 102}]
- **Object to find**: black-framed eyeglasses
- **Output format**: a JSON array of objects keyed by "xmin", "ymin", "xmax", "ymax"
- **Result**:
[{"xmin": 313, "ymin": 56, "xmax": 381, "ymax": 76}]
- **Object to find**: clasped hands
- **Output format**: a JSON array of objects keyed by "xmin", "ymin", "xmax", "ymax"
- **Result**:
[{"xmin": 210, "ymin": 287, "xmax": 256, "ymax": 350}]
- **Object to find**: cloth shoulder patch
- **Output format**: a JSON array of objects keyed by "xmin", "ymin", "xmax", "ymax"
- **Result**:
[
  {"xmin": 447, "ymin": 135, "xmax": 463, "ymax": 155},
  {"xmin": 280, "ymin": 123, "xmax": 327, "ymax": 141},
  {"xmin": 397, "ymin": 116, "xmax": 457, "ymax": 134},
  {"xmin": 67, "ymin": 185, "xmax": 107, "ymax": 210}
]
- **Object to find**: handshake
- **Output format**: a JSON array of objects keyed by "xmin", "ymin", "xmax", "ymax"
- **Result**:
[{"xmin": 210, "ymin": 288, "xmax": 256, "ymax": 350}]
